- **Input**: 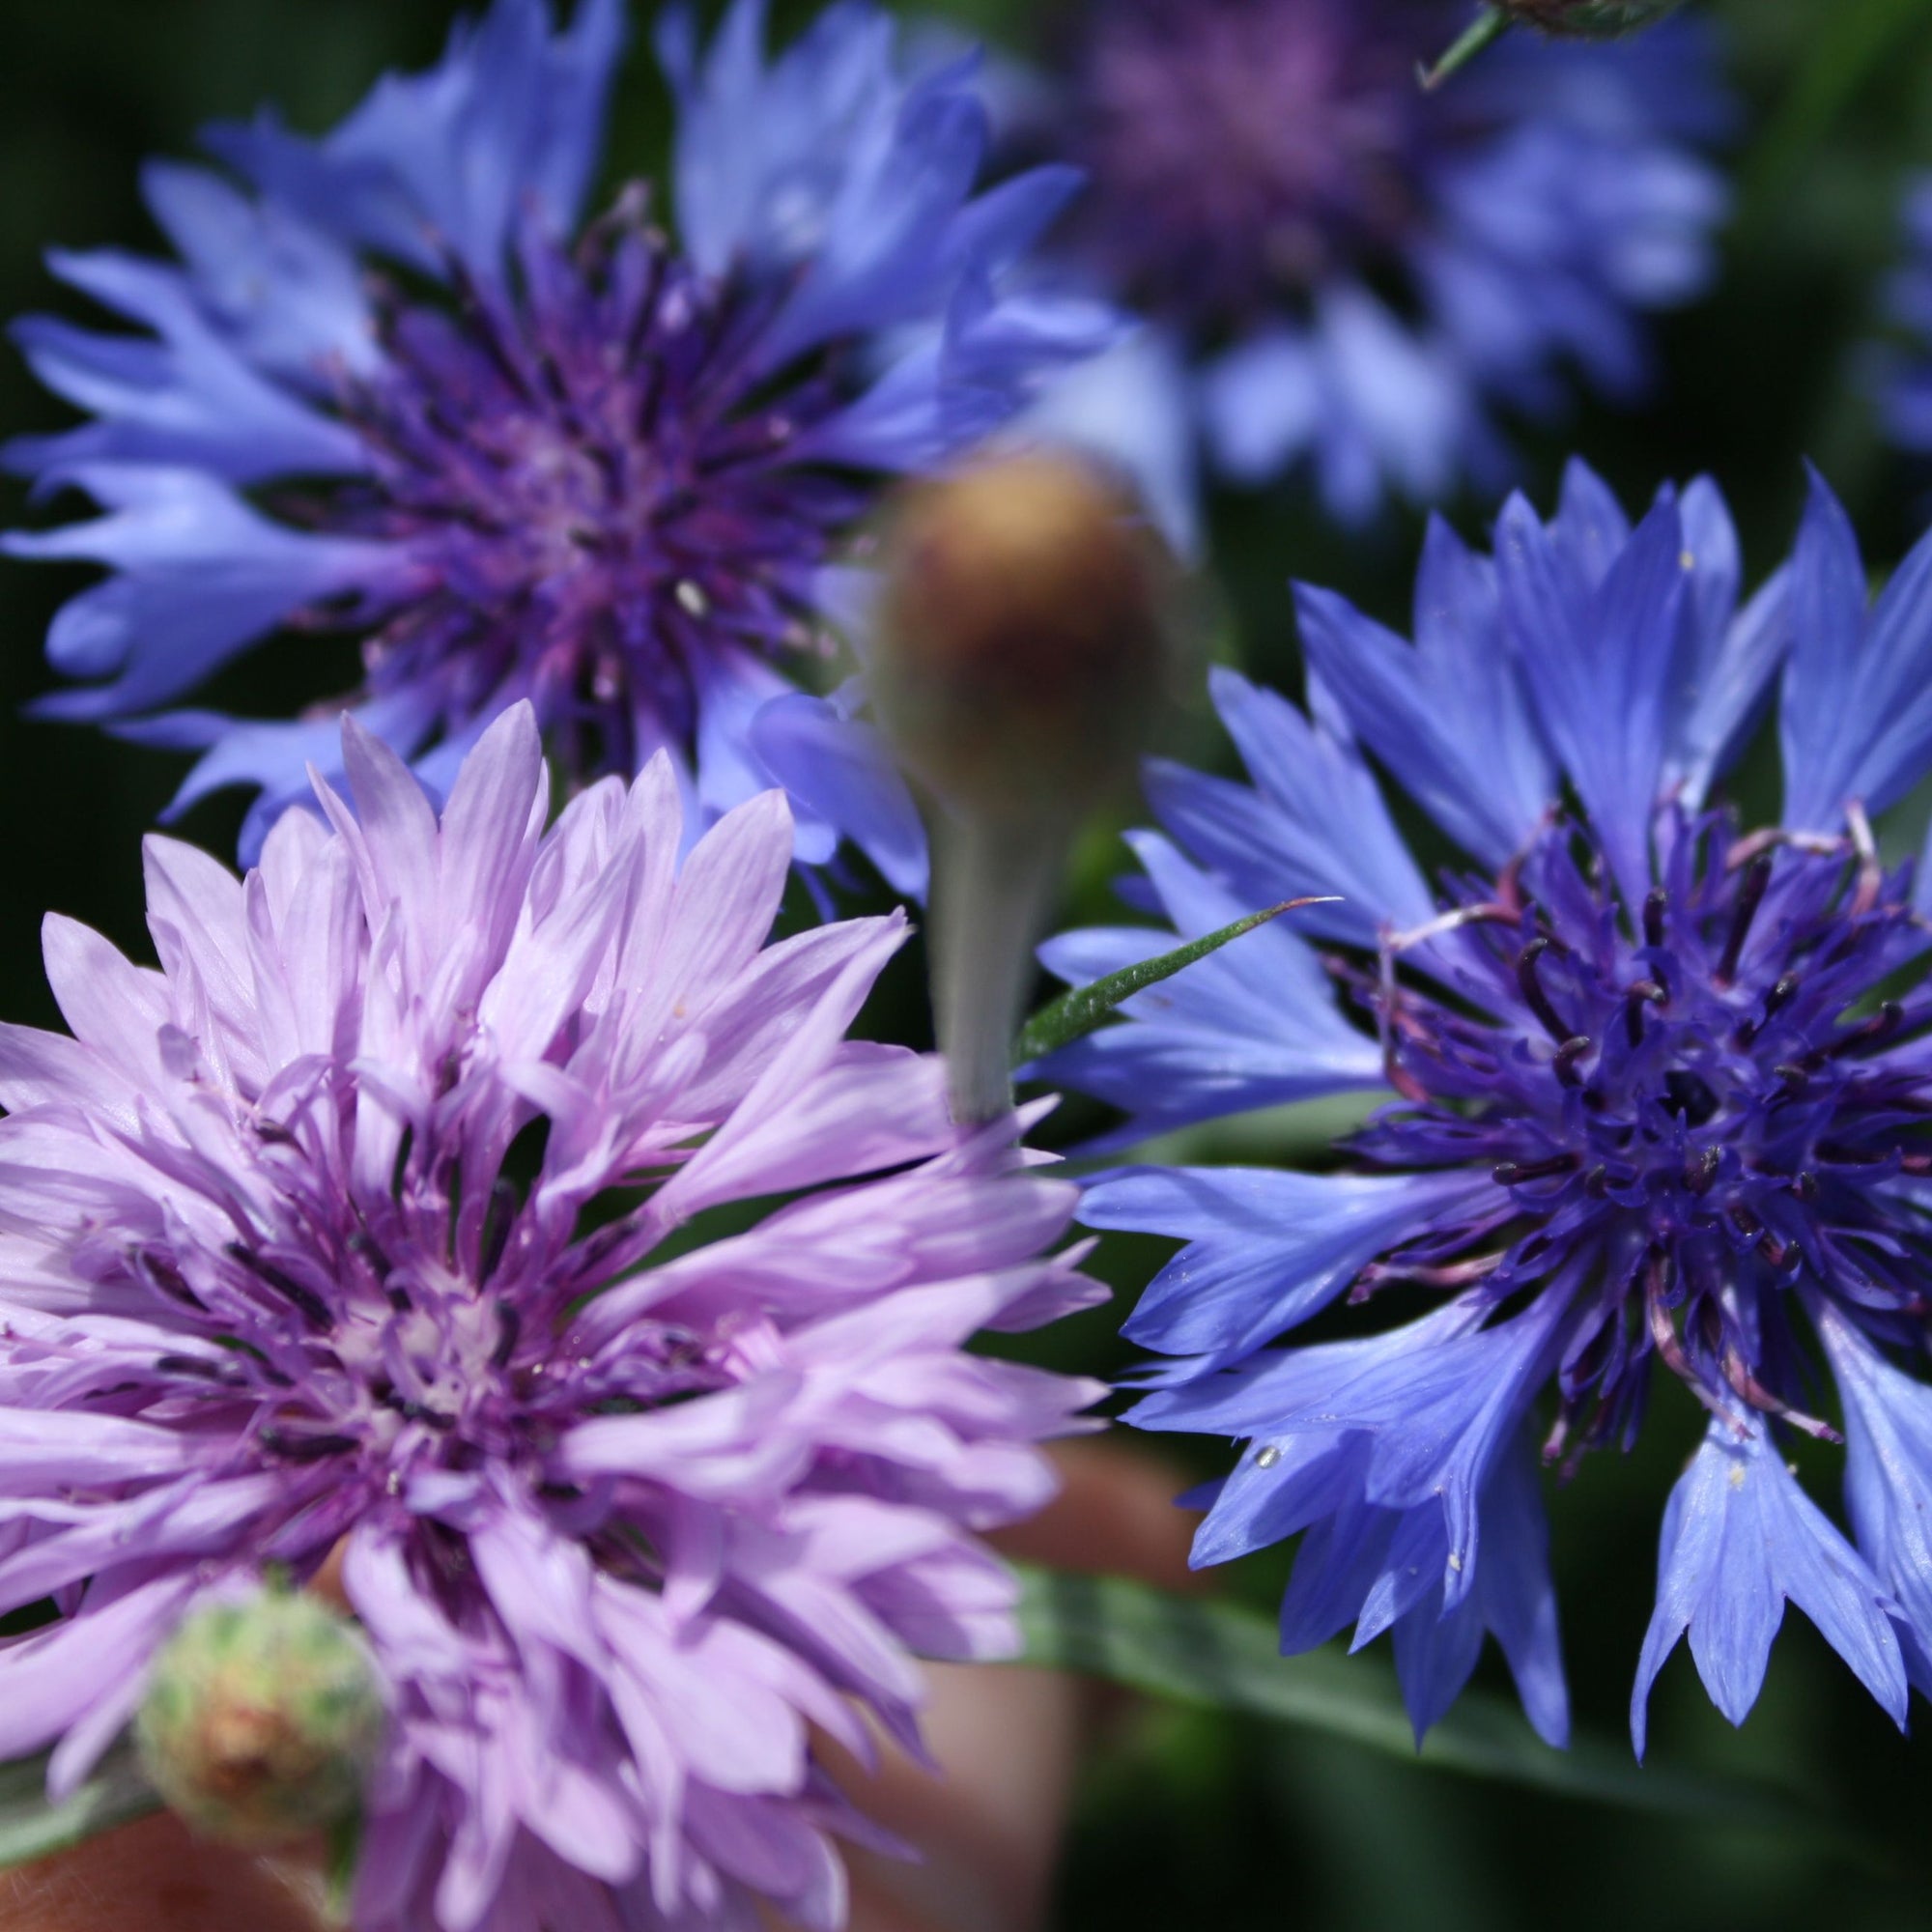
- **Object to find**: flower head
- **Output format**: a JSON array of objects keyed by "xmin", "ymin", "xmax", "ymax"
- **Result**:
[
  {"xmin": 1039, "ymin": 461, "xmax": 1932, "ymax": 1747},
  {"xmin": 1016, "ymin": 0, "xmax": 1729, "ymax": 526},
  {"xmin": 0, "ymin": 703, "xmax": 1102, "ymax": 1928},
  {"xmin": 3, "ymin": 0, "xmax": 1114, "ymax": 888}
]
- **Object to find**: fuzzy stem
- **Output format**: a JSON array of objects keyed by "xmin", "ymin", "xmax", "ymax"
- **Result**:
[{"xmin": 931, "ymin": 813, "xmax": 1068, "ymax": 1127}]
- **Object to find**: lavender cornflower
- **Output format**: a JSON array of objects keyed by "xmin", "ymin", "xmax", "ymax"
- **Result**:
[
  {"xmin": 0, "ymin": 703, "xmax": 1103, "ymax": 1929},
  {"xmin": 3, "ymin": 0, "xmax": 1112, "ymax": 887},
  {"xmin": 1038, "ymin": 461, "xmax": 1932, "ymax": 1750},
  {"xmin": 1012, "ymin": 0, "xmax": 1729, "ymax": 528}
]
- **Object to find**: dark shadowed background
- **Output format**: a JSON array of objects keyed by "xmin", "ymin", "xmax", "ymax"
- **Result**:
[{"xmin": 3, "ymin": 1, "xmax": 1932, "ymax": 1926}]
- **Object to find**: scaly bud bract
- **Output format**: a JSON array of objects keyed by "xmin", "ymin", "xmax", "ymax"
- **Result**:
[{"xmin": 135, "ymin": 1589, "xmax": 385, "ymax": 1846}]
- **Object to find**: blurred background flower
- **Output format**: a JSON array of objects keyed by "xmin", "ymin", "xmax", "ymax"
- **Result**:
[{"xmin": 998, "ymin": 0, "xmax": 1730, "ymax": 535}]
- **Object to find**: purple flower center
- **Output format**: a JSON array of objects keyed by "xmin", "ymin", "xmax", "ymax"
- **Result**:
[
  {"xmin": 129, "ymin": 1099, "xmax": 719, "ymax": 1569},
  {"xmin": 1065, "ymin": 0, "xmax": 1427, "ymax": 327},
  {"xmin": 1348, "ymin": 812, "xmax": 1932, "ymax": 1467},
  {"xmin": 304, "ymin": 192, "xmax": 859, "ymax": 772}
]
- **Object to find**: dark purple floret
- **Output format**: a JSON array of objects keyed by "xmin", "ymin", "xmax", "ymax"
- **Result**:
[
  {"xmin": 1350, "ymin": 810, "xmax": 1929, "ymax": 1469},
  {"xmin": 317, "ymin": 195, "xmax": 860, "ymax": 779}
]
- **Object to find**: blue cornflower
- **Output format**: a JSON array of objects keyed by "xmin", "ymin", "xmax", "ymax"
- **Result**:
[
  {"xmin": 1008, "ymin": 0, "xmax": 1730, "ymax": 531},
  {"xmin": 1879, "ymin": 175, "xmax": 1932, "ymax": 465},
  {"xmin": 1038, "ymin": 460, "xmax": 1932, "ymax": 1749},
  {"xmin": 3, "ymin": 0, "xmax": 1112, "ymax": 883}
]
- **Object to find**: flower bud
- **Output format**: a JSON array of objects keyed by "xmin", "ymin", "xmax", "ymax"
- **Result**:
[
  {"xmin": 1494, "ymin": 0, "xmax": 1685, "ymax": 34},
  {"xmin": 871, "ymin": 452, "xmax": 1172, "ymax": 828},
  {"xmin": 868, "ymin": 453, "xmax": 1178, "ymax": 1125},
  {"xmin": 1423, "ymin": 0, "xmax": 1684, "ymax": 86},
  {"xmin": 135, "ymin": 1588, "xmax": 385, "ymax": 1845}
]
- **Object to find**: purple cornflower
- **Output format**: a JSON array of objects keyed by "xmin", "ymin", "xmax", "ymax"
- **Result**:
[
  {"xmin": 0, "ymin": 703, "xmax": 1103, "ymax": 1929},
  {"xmin": 1879, "ymin": 175, "xmax": 1932, "ymax": 465},
  {"xmin": 1012, "ymin": 0, "xmax": 1730, "ymax": 529},
  {"xmin": 3, "ymin": 0, "xmax": 1113, "ymax": 887},
  {"xmin": 1038, "ymin": 461, "xmax": 1932, "ymax": 1749}
]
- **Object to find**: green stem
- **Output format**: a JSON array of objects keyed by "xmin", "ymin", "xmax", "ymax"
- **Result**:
[
  {"xmin": 932, "ymin": 813, "xmax": 1068, "ymax": 1126},
  {"xmin": 1419, "ymin": 7, "xmax": 1513, "ymax": 89}
]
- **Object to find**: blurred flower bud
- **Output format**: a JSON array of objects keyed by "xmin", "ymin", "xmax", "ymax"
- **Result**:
[
  {"xmin": 135, "ymin": 1588, "xmax": 385, "ymax": 1845},
  {"xmin": 1423, "ymin": 0, "xmax": 1684, "ymax": 86},
  {"xmin": 872, "ymin": 452, "xmax": 1172, "ymax": 827},
  {"xmin": 869, "ymin": 452, "xmax": 1179, "ymax": 1126},
  {"xmin": 1495, "ymin": 0, "xmax": 1685, "ymax": 32}
]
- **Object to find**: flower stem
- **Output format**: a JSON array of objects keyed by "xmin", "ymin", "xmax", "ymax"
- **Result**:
[{"xmin": 932, "ymin": 812, "xmax": 1067, "ymax": 1126}]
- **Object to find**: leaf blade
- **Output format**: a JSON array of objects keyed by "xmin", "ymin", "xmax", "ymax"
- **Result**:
[
  {"xmin": 1012, "ymin": 1565, "xmax": 1869, "ymax": 1853},
  {"xmin": 1013, "ymin": 897, "xmax": 1337, "ymax": 1067}
]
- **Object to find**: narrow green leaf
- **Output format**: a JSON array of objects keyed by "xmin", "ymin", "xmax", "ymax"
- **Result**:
[
  {"xmin": 1014, "ymin": 897, "xmax": 1338, "ymax": 1067},
  {"xmin": 1418, "ymin": 8, "xmax": 1511, "ymax": 89},
  {"xmin": 0, "ymin": 1747, "xmax": 159, "ymax": 1872},
  {"xmin": 1013, "ymin": 1566, "xmax": 1869, "ymax": 1854}
]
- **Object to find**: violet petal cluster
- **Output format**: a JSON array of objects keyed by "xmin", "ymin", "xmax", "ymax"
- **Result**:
[
  {"xmin": 0, "ymin": 703, "xmax": 1103, "ymax": 1929},
  {"xmin": 3, "ymin": 0, "xmax": 1115, "ymax": 888},
  {"xmin": 1039, "ymin": 460, "xmax": 1932, "ymax": 1749}
]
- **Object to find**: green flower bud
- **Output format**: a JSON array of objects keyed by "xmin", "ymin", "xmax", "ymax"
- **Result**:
[{"xmin": 135, "ymin": 1589, "xmax": 385, "ymax": 1846}]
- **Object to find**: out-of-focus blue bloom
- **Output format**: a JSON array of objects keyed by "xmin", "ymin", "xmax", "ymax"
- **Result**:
[
  {"xmin": 1007, "ymin": 0, "xmax": 1730, "ymax": 532},
  {"xmin": 1039, "ymin": 460, "xmax": 1932, "ymax": 1749},
  {"xmin": 1879, "ymin": 175, "xmax": 1932, "ymax": 463},
  {"xmin": 3, "ymin": 0, "xmax": 1114, "ymax": 884}
]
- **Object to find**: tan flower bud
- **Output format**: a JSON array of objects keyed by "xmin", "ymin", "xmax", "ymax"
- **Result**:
[{"xmin": 872, "ymin": 452, "xmax": 1172, "ymax": 826}]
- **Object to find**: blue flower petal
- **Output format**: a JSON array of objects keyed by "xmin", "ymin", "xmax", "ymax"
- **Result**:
[
  {"xmin": 1499, "ymin": 482, "xmax": 1690, "ymax": 904},
  {"xmin": 1779, "ymin": 467, "xmax": 1932, "ymax": 832},
  {"xmin": 1294, "ymin": 519, "xmax": 1548, "ymax": 868},
  {"xmin": 1661, "ymin": 478, "xmax": 1790, "ymax": 809},
  {"xmin": 1816, "ymin": 1300, "xmax": 1932, "ymax": 1692},
  {"xmin": 139, "ymin": 160, "xmax": 379, "ymax": 385},
  {"xmin": 7, "ymin": 250, "xmax": 368, "ymax": 484},
  {"xmin": 1008, "ymin": 328, "xmax": 1202, "ymax": 561},
  {"xmin": 1180, "ymin": 667, "xmax": 1435, "ymax": 948},
  {"xmin": 662, "ymin": 0, "xmax": 895, "ymax": 282},
  {"xmin": 206, "ymin": 0, "xmax": 626, "ymax": 280},
  {"xmin": 1032, "ymin": 833, "xmax": 1385, "ymax": 1143},
  {"xmin": 5, "ymin": 466, "xmax": 410, "ymax": 720},
  {"xmin": 1080, "ymin": 1166, "xmax": 1494, "ymax": 1366},
  {"xmin": 749, "ymin": 690, "xmax": 928, "ymax": 900},
  {"xmin": 1201, "ymin": 292, "xmax": 1471, "ymax": 523},
  {"xmin": 1632, "ymin": 1411, "xmax": 1908, "ymax": 1756}
]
